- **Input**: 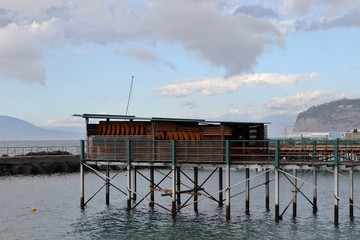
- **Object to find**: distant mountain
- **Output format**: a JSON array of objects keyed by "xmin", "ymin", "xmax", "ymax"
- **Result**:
[
  {"xmin": 293, "ymin": 98, "xmax": 360, "ymax": 132},
  {"xmin": 0, "ymin": 115, "xmax": 84, "ymax": 140}
]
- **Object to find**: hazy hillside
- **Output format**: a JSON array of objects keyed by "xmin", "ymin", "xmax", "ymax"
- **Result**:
[
  {"xmin": 0, "ymin": 115, "xmax": 84, "ymax": 140},
  {"xmin": 294, "ymin": 98, "xmax": 360, "ymax": 132}
]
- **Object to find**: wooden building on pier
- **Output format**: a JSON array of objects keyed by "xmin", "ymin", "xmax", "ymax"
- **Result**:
[{"xmin": 80, "ymin": 113, "xmax": 267, "ymax": 141}]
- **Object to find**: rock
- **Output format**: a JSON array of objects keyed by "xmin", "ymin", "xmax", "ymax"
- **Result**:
[
  {"xmin": 41, "ymin": 162, "xmax": 58, "ymax": 173},
  {"xmin": 32, "ymin": 163, "xmax": 47, "ymax": 174},
  {"xmin": 0, "ymin": 165, "xmax": 11, "ymax": 175},
  {"xmin": 59, "ymin": 162, "xmax": 70, "ymax": 172},
  {"xmin": 67, "ymin": 161, "xmax": 80, "ymax": 171},
  {"xmin": 0, "ymin": 171, "xmax": 11, "ymax": 176},
  {"xmin": 11, "ymin": 165, "xmax": 22, "ymax": 174},
  {"xmin": 21, "ymin": 165, "xmax": 33, "ymax": 174}
]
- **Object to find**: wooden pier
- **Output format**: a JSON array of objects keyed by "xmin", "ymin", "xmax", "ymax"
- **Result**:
[{"xmin": 75, "ymin": 114, "xmax": 360, "ymax": 225}]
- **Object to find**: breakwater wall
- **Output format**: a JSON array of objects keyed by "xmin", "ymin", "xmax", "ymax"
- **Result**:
[{"xmin": 0, "ymin": 155, "xmax": 81, "ymax": 176}]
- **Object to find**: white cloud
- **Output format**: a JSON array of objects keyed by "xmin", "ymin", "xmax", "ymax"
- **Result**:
[
  {"xmin": 206, "ymin": 108, "xmax": 263, "ymax": 123},
  {"xmin": 234, "ymin": 4, "xmax": 279, "ymax": 19},
  {"xmin": 0, "ymin": 0, "xmax": 358, "ymax": 84},
  {"xmin": 156, "ymin": 72, "xmax": 319, "ymax": 97},
  {"xmin": 143, "ymin": 1, "xmax": 284, "ymax": 75},
  {"xmin": 181, "ymin": 101, "xmax": 198, "ymax": 109},
  {"xmin": 122, "ymin": 47, "xmax": 176, "ymax": 70},
  {"xmin": 0, "ymin": 24, "xmax": 45, "ymax": 84},
  {"xmin": 45, "ymin": 117, "xmax": 84, "ymax": 128},
  {"xmin": 264, "ymin": 90, "xmax": 347, "ymax": 114},
  {"xmin": 284, "ymin": 0, "xmax": 360, "ymax": 30}
]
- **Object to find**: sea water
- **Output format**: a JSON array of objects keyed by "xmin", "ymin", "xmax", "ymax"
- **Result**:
[{"xmin": 1, "ymin": 141, "xmax": 360, "ymax": 239}]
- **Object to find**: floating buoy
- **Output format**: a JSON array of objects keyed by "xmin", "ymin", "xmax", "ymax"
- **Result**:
[{"xmin": 31, "ymin": 207, "xmax": 36, "ymax": 212}]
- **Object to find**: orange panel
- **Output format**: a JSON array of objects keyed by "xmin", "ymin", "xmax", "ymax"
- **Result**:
[
  {"xmin": 140, "ymin": 124, "xmax": 145, "ymax": 135},
  {"xmin": 120, "ymin": 123, "xmax": 125, "ymax": 135},
  {"xmin": 125, "ymin": 124, "xmax": 130, "ymax": 135},
  {"xmin": 111, "ymin": 123, "xmax": 116, "ymax": 135},
  {"xmin": 134, "ymin": 124, "xmax": 139, "ymax": 135},
  {"xmin": 115, "ymin": 123, "xmax": 120, "ymax": 135}
]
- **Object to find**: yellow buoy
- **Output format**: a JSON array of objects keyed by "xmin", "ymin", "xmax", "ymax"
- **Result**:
[{"xmin": 31, "ymin": 207, "xmax": 36, "ymax": 212}]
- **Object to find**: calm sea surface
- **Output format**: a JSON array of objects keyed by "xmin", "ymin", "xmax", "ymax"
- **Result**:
[{"xmin": 1, "ymin": 141, "xmax": 360, "ymax": 239}]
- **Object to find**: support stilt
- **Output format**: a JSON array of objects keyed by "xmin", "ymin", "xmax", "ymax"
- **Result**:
[
  {"xmin": 219, "ymin": 167, "xmax": 223, "ymax": 207},
  {"xmin": 334, "ymin": 165, "xmax": 339, "ymax": 225},
  {"xmin": 80, "ymin": 140, "xmax": 85, "ymax": 209},
  {"xmin": 313, "ymin": 168, "xmax": 318, "ymax": 214},
  {"xmin": 350, "ymin": 168, "xmax": 354, "ymax": 221},
  {"xmin": 194, "ymin": 167, "xmax": 198, "ymax": 212},
  {"xmin": 133, "ymin": 166, "xmax": 137, "ymax": 201},
  {"xmin": 106, "ymin": 164, "xmax": 110, "ymax": 205},
  {"xmin": 245, "ymin": 168, "xmax": 250, "ymax": 215},
  {"xmin": 292, "ymin": 169, "xmax": 297, "ymax": 218},
  {"xmin": 265, "ymin": 169, "xmax": 270, "ymax": 212},
  {"xmin": 275, "ymin": 168, "xmax": 280, "ymax": 221},
  {"xmin": 126, "ymin": 140, "xmax": 132, "ymax": 211},
  {"xmin": 171, "ymin": 140, "xmax": 177, "ymax": 216},
  {"xmin": 334, "ymin": 139, "xmax": 339, "ymax": 226},
  {"xmin": 176, "ymin": 166, "xmax": 181, "ymax": 206},
  {"xmin": 225, "ymin": 140, "xmax": 231, "ymax": 220},
  {"xmin": 275, "ymin": 140, "xmax": 281, "ymax": 222},
  {"xmin": 149, "ymin": 166, "xmax": 155, "ymax": 208}
]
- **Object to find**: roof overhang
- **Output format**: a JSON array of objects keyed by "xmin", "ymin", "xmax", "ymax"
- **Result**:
[{"xmin": 73, "ymin": 113, "xmax": 269, "ymax": 125}]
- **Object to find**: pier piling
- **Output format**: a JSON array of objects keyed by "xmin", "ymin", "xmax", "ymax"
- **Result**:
[
  {"xmin": 126, "ymin": 140, "xmax": 132, "ymax": 211},
  {"xmin": 176, "ymin": 167, "xmax": 181, "ymax": 206},
  {"xmin": 106, "ymin": 164, "xmax": 110, "ymax": 205},
  {"xmin": 292, "ymin": 169, "xmax": 297, "ymax": 218},
  {"xmin": 194, "ymin": 167, "xmax": 198, "ymax": 212},
  {"xmin": 275, "ymin": 168, "xmax": 280, "ymax": 221},
  {"xmin": 80, "ymin": 140, "xmax": 85, "ymax": 209},
  {"xmin": 350, "ymin": 168, "xmax": 354, "ymax": 221},
  {"xmin": 171, "ymin": 140, "xmax": 177, "ymax": 216},
  {"xmin": 219, "ymin": 167, "xmax": 223, "ymax": 207},
  {"xmin": 313, "ymin": 168, "xmax": 318, "ymax": 214},
  {"xmin": 225, "ymin": 140, "xmax": 231, "ymax": 220},
  {"xmin": 245, "ymin": 168, "xmax": 250, "ymax": 215},
  {"xmin": 149, "ymin": 166, "xmax": 155, "ymax": 208},
  {"xmin": 133, "ymin": 166, "xmax": 137, "ymax": 201},
  {"xmin": 265, "ymin": 169, "xmax": 270, "ymax": 212}
]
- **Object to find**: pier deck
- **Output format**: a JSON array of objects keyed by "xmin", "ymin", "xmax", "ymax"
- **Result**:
[
  {"xmin": 75, "ymin": 113, "xmax": 360, "ymax": 225},
  {"xmin": 80, "ymin": 138, "xmax": 360, "ymax": 225}
]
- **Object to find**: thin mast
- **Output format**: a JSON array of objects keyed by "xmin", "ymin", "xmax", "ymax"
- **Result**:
[{"xmin": 125, "ymin": 76, "xmax": 134, "ymax": 116}]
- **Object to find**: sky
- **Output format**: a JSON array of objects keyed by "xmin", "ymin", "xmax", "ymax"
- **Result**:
[{"xmin": 0, "ymin": 0, "xmax": 359, "ymax": 137}]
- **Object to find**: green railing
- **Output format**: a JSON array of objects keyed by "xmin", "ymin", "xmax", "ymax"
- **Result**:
[{"xmin": 81, "ymin": 138, "xmax": 360, "ymax": 165}]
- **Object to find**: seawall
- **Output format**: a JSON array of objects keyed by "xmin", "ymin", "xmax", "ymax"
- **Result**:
[{"xmin": 0, "ymin": 155, "xmax": 80, "ymax": 176}]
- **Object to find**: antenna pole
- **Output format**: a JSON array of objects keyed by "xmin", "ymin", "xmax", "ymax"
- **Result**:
[{"xmin": 126, "ymin": 76, "xmax": 134, "ymax": 115}]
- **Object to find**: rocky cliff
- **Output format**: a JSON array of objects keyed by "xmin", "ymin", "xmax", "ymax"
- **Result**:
[{"xmin": 293, "ymin": 98, "xmax": 360, "ymax": 132}]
